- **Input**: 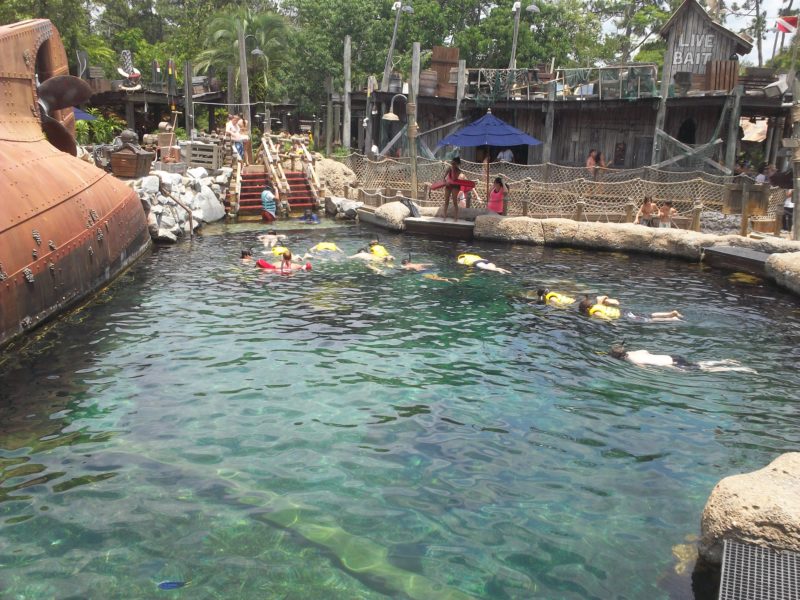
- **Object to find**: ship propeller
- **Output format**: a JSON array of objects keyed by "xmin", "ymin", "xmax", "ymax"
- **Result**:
[{"xmin": 37, "ymin": 75, "xmax": 93, "ymax": 156}]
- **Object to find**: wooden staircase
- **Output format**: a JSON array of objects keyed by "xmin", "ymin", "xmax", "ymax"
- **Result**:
[
  {"xmin": 284, "ymin": 171, "xmax": 316, "ymax": 210},
  {"xmin": 237, "ymin": 165, "xmax": 272, "ymax": 218}
]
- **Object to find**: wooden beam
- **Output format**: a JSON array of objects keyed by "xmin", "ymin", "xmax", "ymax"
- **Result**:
[
  {"xmin": 542, "ymin": 85, "xmax": 555, "ymax": 164},
  {"xmin": 125, "ymin": 100, "xmax": 135, "ymax": 130},
  {"xmin": 380, "ymin": 124, "xmax": 407, "ymax": 156},
  {"xmin": 652, "ymin": 64, "xmax": 670, "ymax": 164},
  {"xmin": 227, "ymin": 66, "xmax": 235, "ymax": 110},
  {"xmin": 343, "ymin": 35, "xmax": 352, "ymax": 150},
  {"xmin": 455, "ymin": 60, "xmax": 466, "ymax": 120},
  {"xmin": 724, "ymin": 85, "xmax": 744, "ymax": 172},
  {"xmin": 183, "ymin": 61, "xmax": 194, "ymax": 135},
  {"xmin": 325, "ymin": 74, "xmax": 333, "ymax": 155}
]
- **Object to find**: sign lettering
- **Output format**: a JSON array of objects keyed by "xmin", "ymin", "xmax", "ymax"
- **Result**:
[{"xmin": 673, "ymin": 32, "xmax": 715, "ymax": 66}]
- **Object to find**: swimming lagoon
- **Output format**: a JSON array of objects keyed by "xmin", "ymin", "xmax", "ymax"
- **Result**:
[{"xmin": 1, "ymin": 223, "xmax": 799, "ymax": 599}]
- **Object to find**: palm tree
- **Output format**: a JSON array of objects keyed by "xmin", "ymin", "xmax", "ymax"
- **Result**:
[{"xmin": 195, "ymin": 8, "xmax": 289, "ymax": 103}]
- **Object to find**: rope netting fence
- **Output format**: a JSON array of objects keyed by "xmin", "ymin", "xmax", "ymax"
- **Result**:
[{"xmin": 335, "ymin": 154, "xmax": 786, "ymax": 225}]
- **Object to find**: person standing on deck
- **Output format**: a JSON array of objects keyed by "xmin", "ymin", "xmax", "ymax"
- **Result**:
[
  {"xmin": 586, "ymin": 149, "xmax": 598, "ymax": 179},
  {"xmin": 487, "ymin": 177, "xmax": 509, "ymax": 215},
  {"xmin": 442, "ymin": 157, "xmax": 463, "ymax": 222}
]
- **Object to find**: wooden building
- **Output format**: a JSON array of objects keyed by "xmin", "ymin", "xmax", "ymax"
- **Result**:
[{"xmin": 349, "ymin": 0, "xmax": 789, "ymax": 173}]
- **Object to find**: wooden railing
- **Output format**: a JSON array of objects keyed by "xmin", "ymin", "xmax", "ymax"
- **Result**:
[{"xmin": 260, "ymin": 136, "xmax": 291, "ymax": 198}]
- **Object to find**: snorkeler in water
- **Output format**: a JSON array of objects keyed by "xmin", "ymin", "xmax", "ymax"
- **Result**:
[
  {"xmin": 351, "ymin": 240, "xmax": 394, "ymax": 262},
  {"xmin": 578, "ymin": 295, "xmax": 682, "ymax": 321},
  {"xmin": 400, "ymin": 259, "xmax": 433, "ymax": 272},
  {"xmin": 257, "ymin": 230, "xmax": 287, "ymax": 249},
  {"xmin": 241, "ymin": 248, "xmax": 253, "ymax": 264},
  {"xmin": 303, "ymin": 241, "xmax": 342, "ymax": 260},
  {"xmin": 536, "ymin": 288, "xmax": 576, "ymax": 307},
  {"xmin": 456, "ymin": 253, "xmax": 510, "ymax": 274},
  {"xmin": 609, "ymin": 343, "xmax": 756, "ymax": 372}
]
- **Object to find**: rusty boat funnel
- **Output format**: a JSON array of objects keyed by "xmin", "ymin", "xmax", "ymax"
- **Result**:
[{"xmin": 0, "ymin": 19, "xmax": 151, "ymax": 347}]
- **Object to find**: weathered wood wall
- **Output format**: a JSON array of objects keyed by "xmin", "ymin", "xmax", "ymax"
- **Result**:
[
  {"xmin": 664, "ymin": 103, "xmax": 725, "ymax": 145},
  {"xmin": 548, "ymin": 104, "xmax": 657, "ymax": 167},
  {"xmin": 662, "ymin": 1, "xmax": 740, "ymax": 88}
]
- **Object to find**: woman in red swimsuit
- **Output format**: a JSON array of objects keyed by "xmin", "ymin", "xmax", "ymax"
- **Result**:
[{"xmin": 442, "ymin": 157, "xmax": 462, "ymax": 221}]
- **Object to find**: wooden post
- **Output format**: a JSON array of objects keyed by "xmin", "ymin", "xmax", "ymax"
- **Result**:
[
  {"xmin": 325, "ymin": 75, "xmax": 333, "ymax": 156},
  {"xmin": 691, "ymin": 202, "xmax": 702, "ymax": 232},
  {"xmin": 227, "ymin": 66, "xmax": 235, "ymax": 112},
  {"xmin": 183, "ymin": 61, "xmax": 194, "ymax": 136},
  {"xmin": 237, "ymin": 23, "xmax": 251, "ymax": 137},
  {"xmin": 125, "ymin": 101, "xmax": 135, "ymax": 131},
  {"xmin": 725, "ymin": 85, "xmax": 744, "ymax": 173},
  {"xmin": 652, "ymin": 64, "xmax": 670, "ymax": 164},
  {"xmin": 313, "ymin": 115, "xmax": 320, "ymax": 149},
  {"xmin": 208, "ymin": 104, "xmax": 216, "ymax": 133},
  {"xmin": 333, "ymin": 103, "xmax": 341, "ymax": 145},
  {"xmin": 409, "ymin": 42, "xmax": 420, "ymax": 200},
  {"xmin": 625, "ymin": 201, "xmax": 635, "ymax": 223},
  {"xmin": 343, "ymin": 35, "xmax": 352, "ymax": 150},
  {"xmin": 542, "ymin": 85, "xmax": 555, "ymax": 165},
  {"xmin": 764, "ymin": 118, "xmax": 775, "ymax": 165},
  {"xmin": 574, "ymin": 199, "xmax": 586, "ymax": 222},
  {"xmin": 455, "ymin": 59, "xmax": 466, "ymax": 120},
  {"xmin": 771, "ymin": 116, "xmax": 785, "ymax": 169},
  {"xmin": 740, "ymin": 178, "xmax": 751, "ymax": 236}
]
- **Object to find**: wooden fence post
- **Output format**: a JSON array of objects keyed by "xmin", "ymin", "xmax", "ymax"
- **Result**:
[
  {"xmin": 691, "ymin": 202, "xmax": 703, "ymax": 231},
  {"xmin": 740, "ymin": 178, "xmax": 751, "ymax": 236},
  {"xmin": 574, "ymin": 199, "xmax": 585, "ymax": 222},
  {"xmin": 625, "ymin": 200, "xmax": 635, "ymax": 223}
]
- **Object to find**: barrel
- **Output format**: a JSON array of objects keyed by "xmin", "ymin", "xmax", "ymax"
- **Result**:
[
  {"xmin": 419, "ymin": 69, "xmax": 438, "ymax": 96},
  {"xmin": 389, "ymin": 73, "xmax": 402, "ymax": 93}
]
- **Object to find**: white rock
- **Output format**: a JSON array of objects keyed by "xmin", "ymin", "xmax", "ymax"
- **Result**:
[
  {"xmin": 147, "ymin": 211, "xmax": 158, "ymax": 237},
  {"xmin": 187, "ymin": 167, "xmax": 208, "ymax": 179},
  {"xmin": 191, "ymin": 209, "xmax": 204, "ymax": 223},
  {"xmin": 216, "ymin": 166, "xmax": 233, "ymax": 177},
  {"xmin": 193, "ymin": 185, "xmax": 225, "ymax": 222},
  {"xmin": 155, "ymin": 228, "xmax": 177, "ymax": 243},
  {"xmin": 158, "ymin": 212, "xmax": 177, "ymax": 229},
  {"xmin": 699, "ymin": 452, "xmax": 800, "ymax": 564},
  {"xmin": 140, "ymin": 175, "xmax": 161, "ymax": 194},
  {"xmin": 215, "ymin": 174, "xmax": 230, "ymax": 184}
]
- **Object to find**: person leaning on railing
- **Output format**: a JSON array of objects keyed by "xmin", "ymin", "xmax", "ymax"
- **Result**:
[{"xmin": 634, "ymin": 196, "xmax": 658, "ymax": 226}]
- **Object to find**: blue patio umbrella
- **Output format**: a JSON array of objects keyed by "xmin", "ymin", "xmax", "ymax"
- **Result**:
[
  {"xmin": 436, "ymin": 109, "xmax": 541, "ymax": 149},
  {"xmin": 436, "ymin": 109, "xmax": 541, "ymax": 198},
  {"xmin": 72, "ymin": 107, "xmax": 96, "ymax": 121}
]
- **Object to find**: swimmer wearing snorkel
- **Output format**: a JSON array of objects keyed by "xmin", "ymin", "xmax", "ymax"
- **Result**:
[
  {"xmin": 350, "ymin": 240, "xmax": 395, "ymax": 262},
  {"xmin": 456, "ymin": 253, "xmax": 510, "ymax": 274},
  {"xmin": 578, "ymin": 295, "xmax": 682, "ymax": 321},
  {"xmin": 536, "ymin": 288, "xmax": 576, "ymax": 307},
  {"xmin": 609, "ymin": 343, "xmax": 756, "ymax": 372}
]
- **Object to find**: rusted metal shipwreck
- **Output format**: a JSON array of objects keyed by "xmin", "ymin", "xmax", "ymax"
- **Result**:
[{"xmin": 0, "ymin": 19, "xmax": 150, "ymax": 347}]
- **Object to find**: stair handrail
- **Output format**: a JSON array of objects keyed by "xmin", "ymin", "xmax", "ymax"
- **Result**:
[
  {"xmin": 260, "ymin": 136, "xmax": 291, "ymax": 197},
  {"xmin": 232, "ymin": 159, "xmax": 242, "ymax": 214},
  {"xmin": 298, "ymin": 141, "xmax": 322, "ymax": 200}
]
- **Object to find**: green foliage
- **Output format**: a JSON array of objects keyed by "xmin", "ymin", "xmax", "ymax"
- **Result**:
[
  {"xmin": 80, "ymin": 108, "xmax": 127, "ymax": 144},
  {"xmin": 195, "ymin": 8, "xmax": 290, "ymax": 103}
]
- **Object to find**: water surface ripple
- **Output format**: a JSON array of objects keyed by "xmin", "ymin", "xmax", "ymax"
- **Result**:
[{"xmin": 1, "ymin": 224, "xmax": 799, "ymax": 599}]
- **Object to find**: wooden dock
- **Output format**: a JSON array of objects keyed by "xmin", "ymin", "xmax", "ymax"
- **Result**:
[
  {"xmin": 403, "ymin": 216, "xmax": 475, "ymax": 240},
  {"xmin": 702, "ymin": 245, "xmax": 769, "ymax": 276}
]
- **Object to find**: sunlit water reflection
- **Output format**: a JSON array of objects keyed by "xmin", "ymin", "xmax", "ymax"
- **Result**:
[{"xmin": 1, "ymin": 221, "xmax": 799, "ymax": 599}]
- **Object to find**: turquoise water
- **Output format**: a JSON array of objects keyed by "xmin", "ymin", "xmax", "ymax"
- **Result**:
[{"xmin": 1, "ymin": 222, "xmax": 799, "ymax": 599}]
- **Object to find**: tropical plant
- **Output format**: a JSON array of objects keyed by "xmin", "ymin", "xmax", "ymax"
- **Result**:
[{"xmin": 195, "ymin": 8, "xmax": 290, "ymax": 103}]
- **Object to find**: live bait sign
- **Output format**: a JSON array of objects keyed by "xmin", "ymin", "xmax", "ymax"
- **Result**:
[{"xmin": 673, "ymin": 33, "xmax": 715, "ymax": 66}]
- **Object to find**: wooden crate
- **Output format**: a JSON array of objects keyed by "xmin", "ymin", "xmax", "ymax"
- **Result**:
[
  {"xmin": 111, "ymin": 147, "xmax": 155, "ymax": 178},
  {"xmin": 158, "ymin": 132, "xmax": 177, "ymax": 147},
  {"xmin": 185, "ymin": 142, "xmax": 223, "ymax": 170}
]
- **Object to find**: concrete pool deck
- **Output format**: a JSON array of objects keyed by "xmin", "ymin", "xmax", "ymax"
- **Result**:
[{"xmin": 361, "ymin": 201, "xmax": 800, "ymax": 297}]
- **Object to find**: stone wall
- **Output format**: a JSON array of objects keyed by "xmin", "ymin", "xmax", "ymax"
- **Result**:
[
  {"xmin": 133, "ymin": 167, "xmax": 231, "ymax": 243},
  {"xmin": 474, "ymin": 215, "xmax": 800, "ymax": 296}
]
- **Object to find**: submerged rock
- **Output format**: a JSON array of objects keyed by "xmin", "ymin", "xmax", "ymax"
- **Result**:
[
  {"xmin": 699, "ymin": 452, "xmax": 800, "ymax": 564},
  {"xmin": 155, "ymin": 228, "xmax": 178, "ymax": 243}
]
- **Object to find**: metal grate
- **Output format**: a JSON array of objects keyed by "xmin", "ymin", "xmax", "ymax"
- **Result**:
[{"xmin": 719, "ymin": 539, "xmax": 800, "ymax": 600}]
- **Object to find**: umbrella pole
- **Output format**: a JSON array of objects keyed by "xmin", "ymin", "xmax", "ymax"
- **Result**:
[{"xmin": 485, "ymin": 146, "xmax": 490, "ymax": 201}]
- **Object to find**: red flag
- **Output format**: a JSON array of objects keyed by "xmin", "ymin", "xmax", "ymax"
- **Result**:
[{"xmin": 777, "ymin": 16, "xmax": 798, "ymax": 34}]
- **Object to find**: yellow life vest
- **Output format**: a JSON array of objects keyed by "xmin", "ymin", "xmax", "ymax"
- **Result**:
[
  {"xmin": 457, "ymin": 253, "xmax": 482, "ymax": 266},
  {"xmin": 588, "ymin": 304, "xmax": 621, "ymax": 320},
  {"xmin": 546, "ymin": 291, "xmax": 576, "ymax": 306},
  {"xmin": 272, "ymin": 246, "xmax": 291, "ymax": 256},
  {"xmin": 369, "ymin": 244, "xmax": 390, "ymax": 258},
  {"xmin": 311, "ymin": 242, "xmax": 340, "ymax": 252}
]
